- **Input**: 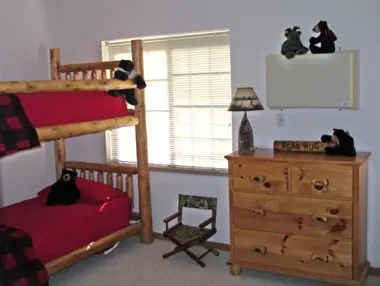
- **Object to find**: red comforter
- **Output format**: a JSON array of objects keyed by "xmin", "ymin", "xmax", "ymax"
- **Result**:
[
  {"xmin": 17, "ymin": 90, "xmax": 129, "ymax": 128},
  {"xmin": 0, "ymin": 195, "xmax": 131, "ymax": 264},
  {"xmin": 0, "ymin": 91, "xmax": 129, "ymax": 159}
]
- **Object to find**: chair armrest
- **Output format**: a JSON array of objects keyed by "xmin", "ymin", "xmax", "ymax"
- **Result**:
[
  {"xmin": 163, "ymin": 212, "xmax": 180, "ymax": 223},
  {"xmin": 199, "ymin": 217, "xmax": 214, "ymax": 228}
]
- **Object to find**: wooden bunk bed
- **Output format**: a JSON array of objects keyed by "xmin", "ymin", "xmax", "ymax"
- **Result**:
[{"xmin": 0, "ymin": 40, "xmax": 153, "ymax": 279}]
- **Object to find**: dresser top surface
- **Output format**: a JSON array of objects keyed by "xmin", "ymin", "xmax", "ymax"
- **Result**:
[{"xmin": 225, "ymin": 148, "xmax": 371, "ymax": 165}]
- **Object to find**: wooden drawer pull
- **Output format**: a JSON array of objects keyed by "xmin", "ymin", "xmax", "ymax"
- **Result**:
[
  {"xmin": 252, "ymin": 246, "xmax": 267, "ymax": 255},
  {"xmin": 250, "ymin": 176, "xmax": 271, "ymax": 189},
  {"xmin": 251, "ymin": 176, "xmax": 265, "ymax": 183},
  {"xmin": 250, "ymin": 208, "xmax": 266, "ymax": 216},
  {"xmin": 311, "ymin": 254, "xmax": 329, "ymax": 263},
  {"xmin": 312, "ymin": 215, "xmax": 328, "ymax": 224},
  {"xmin": 311, "ymin": 179, "xmax": 329, "ymax": 192},
  {"xmin": 328, "ymin": 208, "xmax": 340, "ymax": 215}
]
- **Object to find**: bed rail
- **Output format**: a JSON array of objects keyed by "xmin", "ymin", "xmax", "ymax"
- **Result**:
[
  {"xmin": 65, "ymin": 161, "xmax": 137, "ymax": 210},
  {"xmin": 37, "ymin": 116, "xmax": 138, "ymax": 142},
  {"xmin": 58, "ymin": 59, "xmax": 121, "ymax": 82},
  {"xmin": 0, "ymin": 79, "xmax": 135, "ymax": 94},
  {"xmin": 59, "ymin": 61, "xmax": 120, "ymax": 73}
]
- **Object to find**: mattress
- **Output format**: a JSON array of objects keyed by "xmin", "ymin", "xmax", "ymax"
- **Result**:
[
  {"xmin": 17, "ymin": 91, "xmax": 129, "ymax": 128},
  {"xmin": 0, "ymin": 195, "xmax": 131, "ymax": 264}
]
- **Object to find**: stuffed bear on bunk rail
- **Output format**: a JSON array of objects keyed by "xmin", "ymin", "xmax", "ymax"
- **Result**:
[{"xmin": 108, "ymin": 59, "xmax": 147, "ymax": 106}]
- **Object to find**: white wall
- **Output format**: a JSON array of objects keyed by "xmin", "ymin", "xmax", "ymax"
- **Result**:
[
  {"xmin": 2, "ymin": 0, "xmax": 380, "ymax": 267},
  {"xmin": 0, "ymin": 0, "xmax": 52, "ymax": 205}
]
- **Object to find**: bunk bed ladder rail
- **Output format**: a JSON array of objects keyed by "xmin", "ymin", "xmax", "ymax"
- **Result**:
[{"xmin": 59, "ymin": 60, "xmax": 120, "ymax": 81}]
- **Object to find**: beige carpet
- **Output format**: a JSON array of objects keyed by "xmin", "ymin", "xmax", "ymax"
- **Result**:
[{"xmin": 50, "ymin": 236, "xmax": 380, "ymax": 286}]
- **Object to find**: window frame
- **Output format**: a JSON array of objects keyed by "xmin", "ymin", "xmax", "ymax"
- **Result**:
[{"xmin": 102, "ymin": 30, "xmax": 232, "ymax": 176}]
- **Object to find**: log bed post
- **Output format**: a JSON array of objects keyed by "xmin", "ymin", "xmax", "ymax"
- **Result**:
[
  {"xmin": 131, "ymin": 40, "xmax": 153, "ymax": 244},
  {"xmin": 50, "ymin": 48, "xmax": 66, "ymax": 178}
]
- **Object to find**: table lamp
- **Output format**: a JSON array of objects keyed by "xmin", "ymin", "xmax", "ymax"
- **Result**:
[{"xmin": 228, "ymin": 87, "xmax": 264, "ymax": 153}]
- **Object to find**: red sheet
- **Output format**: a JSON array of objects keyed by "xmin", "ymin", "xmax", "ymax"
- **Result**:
[
  {"xmin": 17, "ymin": 91, "xmax": 129, "ymax": 128},
  {"xmin": 0, "ymin": 195, "xmax": 132, "ymax": 264}
]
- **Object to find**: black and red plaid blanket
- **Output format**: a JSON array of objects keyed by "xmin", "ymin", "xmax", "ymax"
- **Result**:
[
  {"xmin": 0, "ymin": 224, "xmax": 49, "ymax": 286},
  {"xmin": 0, "ymin": 94, "xmax": 40, "ymax": 159}
]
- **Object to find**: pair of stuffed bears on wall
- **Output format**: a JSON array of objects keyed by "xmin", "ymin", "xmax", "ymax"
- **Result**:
[
  {"xmin": 281, "ymin": 20, "xmax": 338, "ymax": 60},
  {"xmin": 108, "ymin": 59, "xmax": 147, "ymax": 106}
]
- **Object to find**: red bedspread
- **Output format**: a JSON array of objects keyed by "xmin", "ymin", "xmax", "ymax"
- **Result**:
[
  {"xmin": 17, "ymin": 91, "xmax": 129, "ymax": 128},
  {"xmin": 0, "ymin": 91, "xmax": 129, "ymax": 159},
  {"xmin": 0, "ymin": 195, "xmax": 131, "ymax": 264}
]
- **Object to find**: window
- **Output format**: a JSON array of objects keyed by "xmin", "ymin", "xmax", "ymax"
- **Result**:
[{"xmin": 102, "ymin": 30, "xmax": 232, "ymax": 171}]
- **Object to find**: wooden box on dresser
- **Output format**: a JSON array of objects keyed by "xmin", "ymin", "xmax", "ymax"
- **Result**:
[{"xmin": 225, "ymin": 148, "xmax": 371, "ymax": 286}]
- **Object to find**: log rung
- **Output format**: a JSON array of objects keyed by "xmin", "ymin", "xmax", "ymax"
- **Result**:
[
  {"xmin": 65, "ymin": 165, "xmax": 136, "ymax": 210},
  {"xmin": 0, "ymin": 79, "xmax": 135, "ymax": 94},
  {"xmin": 65, "ymin": 161, "xmax": 137, "ymax": 175},
  {"xmin": 59, "ymin": 61, "xmax": 120, "ymax": 73},
  {"xmin": 37, "ymin": 116, "xmax": 139, "ymax": 142}
]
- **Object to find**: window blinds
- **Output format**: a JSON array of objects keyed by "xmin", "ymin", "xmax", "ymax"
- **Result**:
[{"xmin": 104, "ymin": 30, "xmax": 232, "ymax": 170}]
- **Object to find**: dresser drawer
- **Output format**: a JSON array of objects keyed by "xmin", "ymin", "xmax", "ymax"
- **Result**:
[
  {"xmin": 291, "ymin": 165, "xmax": 353, "ymax": 199},
  {"xmin": 232, "ymin": 192, "xmax": 352, "ymax": 239},
  {"xmin": 232, "ymin": 162, "xmax": 289, "ymax": 194},
  {"xmin": 233, "ymin": 228, "xmax": 352, "ymax": 279}
]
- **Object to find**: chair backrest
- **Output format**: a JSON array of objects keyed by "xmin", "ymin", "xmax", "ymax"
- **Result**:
[
  {"xmin": 178, "ymin": 194, "xmax": 217, "ymax": 211},
  {"xmin": 178, "ymin": 194, "xmax": 217, "ymax": 229}
]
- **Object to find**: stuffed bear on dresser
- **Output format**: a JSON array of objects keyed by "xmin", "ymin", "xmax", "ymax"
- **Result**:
[{"xmin": 321, "ymin": 128, "xmax": 356, "ymax": 157}]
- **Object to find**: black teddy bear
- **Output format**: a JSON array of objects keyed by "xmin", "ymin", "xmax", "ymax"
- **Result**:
[
  {"xmin": 321, "ymin": 128, "xmax": 356, "ymax": 157},
  {"xmin": 108, "ymin": 59, "xmax": 147, "ymax": 106},
  {"xmin": 309, "ymin": 20, "xmax": 337, "ymax": 54},
  {"xmin": 46, "ymin": 168, "xmax": 81, "ymax": 206}
]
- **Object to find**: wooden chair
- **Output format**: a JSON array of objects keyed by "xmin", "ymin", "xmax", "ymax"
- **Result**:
[{"xmin": 162, "ymin": 194, "xmax": 219, "ymax": 268}]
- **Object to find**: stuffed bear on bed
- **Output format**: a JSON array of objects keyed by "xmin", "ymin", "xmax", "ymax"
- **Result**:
[
  {"xmin": 108, "ymin": 59, "xmax": 147, "ymax": 106},
  {"xmin": 46, "ymin": 168, "xmax": 81, "ymax": 206}
]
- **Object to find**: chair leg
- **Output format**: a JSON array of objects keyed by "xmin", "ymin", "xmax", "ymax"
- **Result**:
[
  {"xmin": 163, "ymin": 244, "xmax": 207, "ymax": 268},
  {"xmin": 162, "ymin": 239, "xmax": 219, "ymax": 268},
  {"xmin": 198, "ymin": 248, "xmax": 212, "ymax": 260},
  {"xmin": 183, "ymin": 248, "xmax": 206, "ymax": 268},
  {"xmin": 162, "ymin": 246, "xmax": 185, "ymax": 259},
  {"xmin": 202, "ymin": 245, "xmax": 219, "ymax": 256}
]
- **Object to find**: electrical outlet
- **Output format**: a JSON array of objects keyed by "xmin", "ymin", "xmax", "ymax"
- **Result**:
[{"xmin": 276, "ymin": 113, "xmax": 285, "ymax": 127}]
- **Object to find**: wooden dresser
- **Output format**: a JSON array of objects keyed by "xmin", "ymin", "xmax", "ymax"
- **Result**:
[{"xmin": 225, "ymin": 149, "xmax": 371, "ymax": 286}]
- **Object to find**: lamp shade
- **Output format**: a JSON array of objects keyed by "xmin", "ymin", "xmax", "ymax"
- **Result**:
[{"xmin": 228, "ymin": 87, "xmax": 264, "ymax": 111}]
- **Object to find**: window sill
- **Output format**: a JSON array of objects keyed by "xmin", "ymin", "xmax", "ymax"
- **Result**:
[
  {"xmin": 149, "ymin": 164, "xmax": 227, "ymax": 176},
  {"xmin": 107, "ymin": 160, "xmax": 227, "ymax": 176}
]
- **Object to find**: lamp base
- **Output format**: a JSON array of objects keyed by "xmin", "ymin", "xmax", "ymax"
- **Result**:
[
  {"xmin": 238, "ymin": 146, "xmax": 258, "ymax": 154},
  {"xmin": 238, "ymin": 111, "xmax": 255, "ymax": 153}
]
